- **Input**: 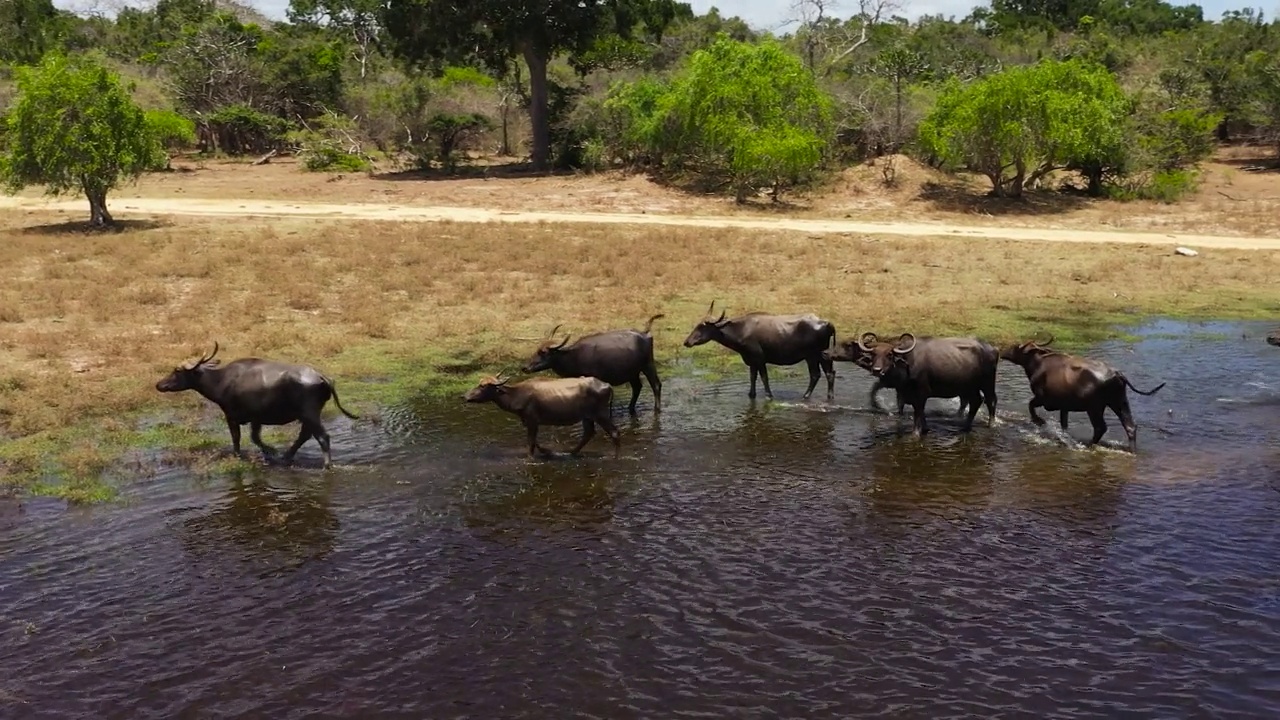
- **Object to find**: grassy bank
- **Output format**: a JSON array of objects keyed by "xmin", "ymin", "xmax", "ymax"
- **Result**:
[{"xmin": 1, "ymin": 213, "xmax": 1278, "ymax": 502}]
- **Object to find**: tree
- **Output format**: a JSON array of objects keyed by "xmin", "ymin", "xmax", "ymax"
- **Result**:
[
  {"xmin": 0, "ymin": 53, "xmax": 160, "ymax": 227},
  {"xmin": 288, "ymin": 0, "xmax": 383, "ymax": 79},
  {"xmin": 380, "ymin": 0, "xmax": 687, "ymax": 170},
  {"xmin": 0, "ymin": 0, "xmax": 67, "ymax": 64},
  {"xmin": 918, "ymin": 58, "xmax": 1130, "ymax": 197},
  {"xmin": 609, "ymin": 36, "xmax": 834, "ymax": 202}
]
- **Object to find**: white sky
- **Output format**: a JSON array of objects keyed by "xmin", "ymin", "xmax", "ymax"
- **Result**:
[{"xmin": 53, "ymin": 0, "xmax": 1275, "ymax": 31}]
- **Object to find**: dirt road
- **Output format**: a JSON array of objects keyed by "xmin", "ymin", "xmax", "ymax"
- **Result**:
[{"xmin": 5, "ymin": 195, "xmax": 1280, "ymax": 250}]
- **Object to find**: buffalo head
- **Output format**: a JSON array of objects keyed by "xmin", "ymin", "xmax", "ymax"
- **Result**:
[
  {"xmin": 521, "ymin": 324, "xmax": 572, "ymax": 373},
  {"xmin": 1000, "ymin": 334, "xmax": 1055, "ymax": 366},
  {"xmin": 1267, "ymin": 329, "xmax": 1280, "ymax": 347},
  {"xmin": 683, "ymin": 300, "xmax": 730, "ymax": 348},
  {"xmin": 464, "ymin": 372, "xmax": 511, "ymax": 403},
  {"xmin": 857, "ymin": 332, "xmax": 916, "ymax": 377},
  {"xmin": 829, "ymin": 332, "xmax": 882, "ymax": 367},
  {"xmin": 156, "ymin": 342, "xmax": 221, "ymax": 393}
]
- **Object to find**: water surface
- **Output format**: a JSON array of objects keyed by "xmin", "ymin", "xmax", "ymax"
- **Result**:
[{"xmin": 3, "ymin": 319, "xmax": 1280, "ymax": 718}]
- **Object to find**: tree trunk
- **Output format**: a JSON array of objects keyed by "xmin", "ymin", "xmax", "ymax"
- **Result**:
[
  {"xmin": 1008, "ymin": 159, "xmax": 1026, "ymax": 198},
  {"xmin": 521, "ymin": 44, "xmax": 551, "ymax": 171},
  {"xmin": 893, "ymin": 75, "xmax": 903, "ymax": 151},
  {"xmin": 1216, "ymin": 118, "xmax": 1230, "ymax": 142},
  {"xmin": 84, "ymin": 183, "xmax": 113, "ymax": 227}
]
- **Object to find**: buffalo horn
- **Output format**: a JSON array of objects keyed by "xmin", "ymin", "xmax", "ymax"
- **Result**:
[
  {"xmin": 1039, "ymin": 333, "xmax": 1055, "ymax": 347},
  {"xmin": 552, "ymin": 334, "xmax": 571, "ymax": 350},
  {"xmin": 547, "ymin": 323, "xmax": 563, "ymax": 339},
  {"xmin": 857, "ymin": 332, "xmax": 877, "ymax": 352},
  {"xmin": 893, "ymin": 333, "xmax": 917, "ymax": 354}
]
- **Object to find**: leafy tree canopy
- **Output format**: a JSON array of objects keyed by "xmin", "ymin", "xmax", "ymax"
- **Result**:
[
  {"xmin": 0, "ymin": 53, "xmax": 160, "ymax": 226},
  {"xmin": 380, "ymin": 0, "xmax": 690, "ymax": 168}
]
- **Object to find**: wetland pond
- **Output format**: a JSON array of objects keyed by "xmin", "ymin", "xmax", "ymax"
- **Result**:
[{"xmin": 3, "ymin": 318, "xmax": 1280, "ymax": 718}]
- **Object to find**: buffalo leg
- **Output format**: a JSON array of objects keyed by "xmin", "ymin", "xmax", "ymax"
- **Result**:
[
  {"xmin": 747, "ymin": 365, "xmax": 759, "ymax": 399},
  {"xmin": 571, "ymin": 420, "xmax": 596, "ymax": 455},
  {"xmin": 627, "ymin": 378, "xmax": 643, "ymax": 416},
  {"xmin": 282, "ymin": 425, "xmax": 313, "ymax": 463},
  {"xmin": 642, "ymin": 362, "xmax": 662, "ymax": 413},
  {"xmin": 1086, "ymin": 407, "xmax": 1108, "ymax": 446},
  {"xmin": 598, "ymin": 411, "xmax": 621, "ymax": 458},
  {"xmin": 803, "ymin": 357, "xmax": 821, "ymax": 400},
  {"xmin": 820, "ymin": 353, "xmax": 836, "ymax": 400},
  {"xmin": 312, "ymin": 422, "xmax": 333, "ymax": 469},
  {"xmin": 911, "ymin": 398, "xmax": 928, "ymax": 438},
  {"xmin": 962, "ymin": 393, "xmax": 982, "ymax": 431},
  {"xmin": 757, "ymin": 365, "xmax": 774, "ymax": 399},
  {"xmin": 225, "ymin": 417, "xmax": 244, "ymax": 457},
  {"xmin": 1059, "ymin": 410, "xmax": 1070, "ymax": 431},
  {"xmin": 1028, "ymin": 398, "xmax": 1047, "ymax": 426},
  {"xmin": 983, "ymin": 377, "xmax": 998, "ymax": 426},
  {"xmin": 1112, "ymin": 397, "xmax": 1138, "ymax": 452},
  {"xmin": 522, "ymin": 421, "xmax": 546, "ymax": 458},
  {"xmin": 250, "ymin": 422, "xmax": 277, "ymax": 456}
]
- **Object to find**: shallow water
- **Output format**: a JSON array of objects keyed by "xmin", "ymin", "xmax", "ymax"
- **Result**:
[{"xmin": 3, "ymin": 319, "xmax": 1280, "ymax": 718}]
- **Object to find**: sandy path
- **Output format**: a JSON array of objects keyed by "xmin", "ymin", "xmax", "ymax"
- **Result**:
[{"xmin": 4, "ymin": 195, "xmax": 1280, "ymax": 250}]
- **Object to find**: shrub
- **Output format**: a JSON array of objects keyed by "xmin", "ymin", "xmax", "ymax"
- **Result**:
[{"xmin": 144, "ymin": 109, "xmax": 197, "ymax": 170}]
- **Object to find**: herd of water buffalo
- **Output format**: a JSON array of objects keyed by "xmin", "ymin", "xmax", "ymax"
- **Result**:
[{"xmin": 156, "ymin": 303, "xmax": 1280, "ymax": 468}]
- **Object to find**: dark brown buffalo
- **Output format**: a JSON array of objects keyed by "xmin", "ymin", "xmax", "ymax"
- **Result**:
[
  {"xmin": 1268, "ymin": 329, "xmax": 1280, "ymax": 347},
  {"xmin": 155, "ymin": 343, "xmax": 359, "ymax": 468},
  {"xmin": 855, "ymin": 332, "xmax": 998, "ymax": 437},
  {"xmin": 682, "ymin": 301, "xmax": 836, "ymax": 400},
  {"xmin": 520, "ymin": 314, "xmax": 664, "ymax": 416},
  {"xmin": 826, "ymin": 334, "xmax": 972, "ymax": 417},
  {"xmin": 464, "ymin": 373, "xmax": 621, "ymax": 458},
  {"xmin": 1000, "ymin": 335, "xmax": 1166, "ymax": 451}
]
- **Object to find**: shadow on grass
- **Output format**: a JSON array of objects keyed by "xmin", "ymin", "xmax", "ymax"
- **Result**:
[
  {"xmin": 918, "ymin": 180, "xmax": 1095, "ymax": 217},
  {"xmin": 1214, "ymin": 154, "xmax": 1280, "ymax": 172},
  {"xmin": 19, "ymin": 218, "xmax": 170, "ymax": 236}
]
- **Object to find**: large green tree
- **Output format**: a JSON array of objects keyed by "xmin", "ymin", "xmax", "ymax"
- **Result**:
[
  {"xmin": 0, "ymin": 53, "xmax": 160, "ymax": 227},
  {"xmin": 380, "ymin": 0, "xmax": 688, "ymax": 169},
  {"xmin": 918, "ymin": 58, "xmax": 1130, "ymax": 197},
  {"xmin": 608, "ymin": 36, "xmax": 834, "ymax": 202},
  {"xmin": 0, "ymin": 0, "xmax": 67, "ymax": 64}
]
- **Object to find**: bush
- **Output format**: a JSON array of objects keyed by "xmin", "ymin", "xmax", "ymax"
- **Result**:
[
  {"xmin": 420, "ymin": 112, "xmax": 492, "ymax": 171},
  {"xmin": 286, "ymin": 111, "xmax": 373, "ymax": 172},
  {"xmin": 199, "ymin": 104, "xmax": 290, "ymax": 156},
  {"xmin": 918, "ymin": 58, "xmax": 1130, "ymax": 198},
  {"xmin": 144, "ymin": 109, "xmax": 196, "ymax": 169},
  {"xmin": 605, "ymin": 35, "xmax": 834, "ymax": 202},
  {"xmin": 1107, "ymin": 168, "xmax": 1200, "ymax": 203}
]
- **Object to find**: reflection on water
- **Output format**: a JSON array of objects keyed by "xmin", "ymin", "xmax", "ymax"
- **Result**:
[{"xmin": 2, "ymin": 318, "xmax": 1280, "ymax": 718}]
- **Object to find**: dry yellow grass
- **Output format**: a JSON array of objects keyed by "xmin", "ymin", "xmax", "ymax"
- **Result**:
[{"xmin": 1, "ymin": 211, "xmax": 1278, "ymax": 499}]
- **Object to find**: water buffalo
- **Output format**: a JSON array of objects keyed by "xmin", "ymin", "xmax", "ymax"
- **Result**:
[
  {"xmin": 1000, "ymin": 335, "xmax": 1166, "ymax": 452},
  {"xmin": 155, "ymin": 343, "xmax": 359, "ymax": 469},
  {"xmin": 1268, "ymin": 329, "xmax": 1280, "ymax": 347},
  {"xmin": 464, "ymin": 373, "xmax": 621, "ymax": 458},
  {"xmin": 682, "ymin": 301, "xmax": 836, "ymax": 400},
  {"xmin": 826, "ymin": 334, "xmax": 972, "ymax": 418},
  {"xmin": 855, "ymin": 332, "xmax": 998, "ymax": 437},
  {"xmin": 520, "ymin": 314, "xmax": 664, "ymax": 416}
]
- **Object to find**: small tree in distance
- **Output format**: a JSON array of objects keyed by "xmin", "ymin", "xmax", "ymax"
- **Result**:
[{"xmin": 0, "ymin": 53, "xmax": 160, "ymax": 227}]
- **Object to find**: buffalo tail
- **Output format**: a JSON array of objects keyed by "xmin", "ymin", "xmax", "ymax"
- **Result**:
[
  {"xmin": 1122, "ymin": 375, "xmax": 1166, "ymax": 396},
  {"xmin": 328, "ymin": 381, "xmax": 361, "ymax": 419},
  {"xmin": 642, "ymin": 313, "xmax": 666, "ymax": 334}
]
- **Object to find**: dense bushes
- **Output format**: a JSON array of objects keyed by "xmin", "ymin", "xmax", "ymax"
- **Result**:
[{"xmin": 2, "ymin": 0, "xmax": 1276, "ymax": 202}]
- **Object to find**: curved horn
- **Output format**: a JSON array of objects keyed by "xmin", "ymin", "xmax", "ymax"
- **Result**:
[
  {"xmin": 707, "ymin": 300, "xmax": 717, "ymax": 317},
  {"xmin": 547, "ymin": 323, "xmax": 563, "ymax": 339},
  {"xmin": 857, "ymin": 332, "xmax": 877, "ymax": 352},
  {"xmin": 196, "ymin": 341, "xmax": 219, "ymax": 365},
  {"xmin": 893, "ymin": 332, "xmax": 916, "ymax": 354},
  {"xmin": 1038, "ymin": 333, "xmax": 1055, "ymax": 347},
  {"xmin": 552, "ymin": 334, "xmax": 571, "ymax": 350},
  {"xmin": 494, "ymin": 371, "xmax": 510, "ymax": 385},
  {"xmin": 715, "ymin": 310, "xmax": 727, "ymax": 324}
]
